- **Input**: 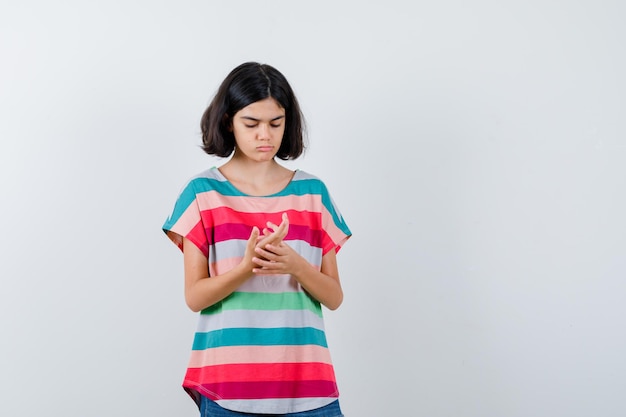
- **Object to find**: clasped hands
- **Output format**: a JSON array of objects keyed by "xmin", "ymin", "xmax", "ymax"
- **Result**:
[{"xmin": 246, "ymin": 213, "xmax": 302, "ymax": 275}]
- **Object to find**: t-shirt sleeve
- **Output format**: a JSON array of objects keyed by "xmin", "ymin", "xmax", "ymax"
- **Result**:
[
  {"xmin": 320, "ymin": 182, "xmax": 352, "ymax": 256},
  {"xmin": 162, "ymin": 179, "xmax": 209, "ymax": 258}
]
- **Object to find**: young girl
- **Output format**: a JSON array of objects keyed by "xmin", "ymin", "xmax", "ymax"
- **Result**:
[{"xmin": 162, "ymin": 62, "xmax": 351, "ymax": 417}]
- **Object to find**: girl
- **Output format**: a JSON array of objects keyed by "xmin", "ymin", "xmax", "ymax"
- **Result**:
[{"xmin": 162, "ymin": 62, "xmax": 351, "ymax": 417}]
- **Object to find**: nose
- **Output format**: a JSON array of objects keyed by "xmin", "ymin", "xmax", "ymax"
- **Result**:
[{"xmin": 257, "ymin": 123, "xmax": 271, "ymax": 140}]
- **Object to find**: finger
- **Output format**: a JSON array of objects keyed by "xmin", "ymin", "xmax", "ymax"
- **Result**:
[
  {"xmin": 251, "ymin": 256, "xmax": 266, "ymax": 267},
  {"xmin": 252, "ymin": 256, "xmax": 278, "ymax": 268},
  {"xmin": 267, "ymin": 213, "xmax": 288, "ymax": 228},
  {"xmin": 255, "ymin": 234, "xmax": 273, "ymax": 249},
  {"xmin": 262, "ymin": 243, "xmax": 283, "ymax": 254},
  {"xmin": 267, "ymin": 214, "xmax": 288, "ymax": 231},
  {"xmin": 265, "ymin": 222, "xmax": 280, "ymax": 235},
  {"xmin": 266, "ymin": 221, "xmax": 287, "ymax": 240},
  {"xmin": 248, "ymin": 226, "xmax": 260, "ymax": 242},
  {"xmin": 278, "ymin": 214, "xmax": 289, "ymax": 235},
  {"xmin": 252, "ymin": 264, "xmax": 282, "ymax": 274},
  {"xmin": 256, "ymin": 228, "xmax": 284, "ymax": 248},
  {"xmin": 255, "ymin": 246, "xmax": 277, "ymax": 260}
]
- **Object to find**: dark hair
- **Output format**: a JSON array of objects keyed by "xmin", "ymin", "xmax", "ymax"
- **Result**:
[{"xmin": 200, "ymin": 62, "xmax": 306, "ymax": 159}]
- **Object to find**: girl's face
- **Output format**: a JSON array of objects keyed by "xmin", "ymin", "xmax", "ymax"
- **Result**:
[{"xmin": 231, "ymin": 97, "xmax": 286, "ymax": 162}]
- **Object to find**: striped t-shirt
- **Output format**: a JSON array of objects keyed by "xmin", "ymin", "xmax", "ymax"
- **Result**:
[{"xmin": 162, "ymin": 167, "xmax": 351, "ymax": 414}]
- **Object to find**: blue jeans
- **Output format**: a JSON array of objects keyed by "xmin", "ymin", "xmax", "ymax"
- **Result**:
[{"xmin": 199, "ymin": 396, "xmax": 344, "ymax": 417}]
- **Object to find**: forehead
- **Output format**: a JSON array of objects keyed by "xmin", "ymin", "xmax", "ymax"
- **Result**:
[{"xmin": 236, "ymin": 97, "xmax": 285, "ymax": 118}]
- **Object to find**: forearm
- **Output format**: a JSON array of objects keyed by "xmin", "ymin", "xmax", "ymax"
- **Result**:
[
  {"xmin": 291, "ymin": 259, "xmax": 343, "ymax": 311},
  {"xmin": 183, "ymin": 227, "xmax": 271, "ymax": 313},
  {"xmin": 253, "ymin": 242, "xmax": 344, "ymax": 311},
  {"xmin": 185, "ymin": 263, "xmax": 254, "ymax": 312}
]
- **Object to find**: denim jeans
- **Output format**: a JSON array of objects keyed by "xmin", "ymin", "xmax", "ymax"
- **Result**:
[{"xmin": 199, "ymin": 396, "xmax": 344, "ymax": 417}]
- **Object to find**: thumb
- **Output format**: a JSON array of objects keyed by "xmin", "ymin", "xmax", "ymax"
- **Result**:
[{"xmin": 249, "ymin": 226, "xmax": 260, "ymax": 241}]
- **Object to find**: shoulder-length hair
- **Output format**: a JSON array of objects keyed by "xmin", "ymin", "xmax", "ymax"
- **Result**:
[{"xmin": 200, "ymin": 62, "xmax": 306, "ymax": 159}]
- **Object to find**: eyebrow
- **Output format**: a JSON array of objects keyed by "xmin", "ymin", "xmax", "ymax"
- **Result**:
[{"xmin": 240, "ymin": 115, "xmax": 285, "ymax": 122}]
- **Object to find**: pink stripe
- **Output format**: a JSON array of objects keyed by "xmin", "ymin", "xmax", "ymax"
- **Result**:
[
  {"xmin": 196, "ymin": 191, "xmax": 322, "ymax": 215},
  {"xmin": 210, "ymin": 256, "xmax": 241, "ymax": 277},
  {"xmin": 187, "ymin": 345, "xmax": 332, "ymax": 367},
  {"xmin": 190, "ymin": 380, "xmax": 339, "ymax": 400},
  {"xmin": 167, "ymin": 206, "xmax": 211, "ymax": 257},
  {"xmin": 326, "ymin": 226, "xmax": 350, "ymax": 254},
  {"xmin": 169, "ymin": 203, "xmax": 201, "ymax": 239}
]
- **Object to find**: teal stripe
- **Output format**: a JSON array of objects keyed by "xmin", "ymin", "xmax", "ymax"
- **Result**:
[
  {"xmin": 192, "ymin": 327, "xmax": 328, "ymax": 349},
  {"xmin": 187, "ymin": 176, "xmax": 329, "ymax": 198},
  {"xmin": 288, "ymin": 178, "xmax": 351, "ymax": 237},
  {"xmin": 163, "ymin": 172, "xmax": 350, "ymax": 238},
  {"xmin": 201, "ymin": 292, "xmax": 322, "ymax": 317},
  {"xmin": 316, "ymin": 182, "xmax": 352, "ymax": 237},
  {"xmin": 163, "ymin": 177, "xmax": 225, "ymax": 230}
]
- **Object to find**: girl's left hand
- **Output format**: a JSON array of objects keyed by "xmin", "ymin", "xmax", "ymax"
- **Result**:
[
  {"xmin": 252, "ymin": 241, "xmax": 305, "ymax": 276},
  {"xmin": 258, "ymin": 212, "xmax": 289, "ymax": 246}
]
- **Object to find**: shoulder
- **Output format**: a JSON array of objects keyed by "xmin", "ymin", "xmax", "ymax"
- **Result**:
[
  {"xmin": 289, "ymin": 170, "xmax": 339, "ymax": 201},
  {"xmin": 179, "ymin": 167, "xmax": 227, "ymax": 194},
  {"xmin": 292, "ymin": 170, "xmax": 328, "ymax": 189},
  {"xmin": 289, "ymin": 170, "xmax": 332, "ymax": 196},
  {"xmin": 168, "ymin": 168, "xmax": 229, "ymax": 210},
  {"xmin": 188, "ymin": 166, "xmax": 223, "ymax": 184}
]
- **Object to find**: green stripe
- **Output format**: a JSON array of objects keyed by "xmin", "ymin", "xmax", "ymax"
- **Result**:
[
  {"xmin": 201, "ymin": 292, "xmax": 322, "ymax": 317},
  {"xmin": 192, "ymin": 327, "xmax": 328, "ymax": 349}
]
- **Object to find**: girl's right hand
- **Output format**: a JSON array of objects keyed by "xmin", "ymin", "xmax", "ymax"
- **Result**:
[{"xmin": 242, "ymin": 226, "xmax": 261, "ymax": 271}]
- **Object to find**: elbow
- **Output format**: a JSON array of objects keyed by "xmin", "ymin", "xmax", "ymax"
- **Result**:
[
  {"xmin": 187, "ymin": 304, "xmax": 202, "ymax": 313},
  {"xmin": 185, "ymin": 291, "xmax": 204, "ymax": 313},
  {"xmin": 186, "ymin": 300, "xmax": 202, "ymax": 313},
  {"xmin": 325, "ymin": 291, "xmax": 343, "ymax": 311},
  {"xmin": 185, "ymin": 290, "xmax": 219, "ymax": 313}
]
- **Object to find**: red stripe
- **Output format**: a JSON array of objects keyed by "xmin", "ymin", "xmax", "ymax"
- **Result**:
[
  {"xmin": 186, "ymin": 221, "xmax": 209, "ymax": 257},
  {"xmin": 191, "ymin": 380, "xmax": 339, "ymax": 400},
  {"xmin": 200, "ymin": 208, "xmax": 327, "ymax": 247},
  {"xmin": 185, "ymin": 362, "xmax": 336, "ymax": 384},
  {"xmin": 202, "ymin": 208, "xmax": 322, "ymax": 232},
  {"xmin": 207, "ymin": 208, "xmax": 280, "ymax": 229}
]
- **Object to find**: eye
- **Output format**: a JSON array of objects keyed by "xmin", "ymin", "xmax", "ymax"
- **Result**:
[
  {"xmin": 270, "ymin": 123, "xmax": 282, "ymax": 128},
  {"xmin": 244, "ymin": 124, "xmax": 258, "ymax": 128}
]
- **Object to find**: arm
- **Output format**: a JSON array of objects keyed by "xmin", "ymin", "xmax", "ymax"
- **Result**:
[
  {"xmin": 183, "ymin": 231, "xmax": 255, "ymax": 312},
  {"xmin": 183, "ymin": 220, "xmax": 288, "ymax": 312},
  {"xmin": 253, "ymin": 243, "xmax": 344, "ymax": 311}
]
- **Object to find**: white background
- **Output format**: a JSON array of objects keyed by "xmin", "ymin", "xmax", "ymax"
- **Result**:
[{"xmin": 1, "ymin": 1, "xmax": 625, "ymax": 416}]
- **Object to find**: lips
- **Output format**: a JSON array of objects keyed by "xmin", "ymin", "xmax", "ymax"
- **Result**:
[{"xmin": 256, "ymin": 146, "xmax": 274, "ymax": 152}]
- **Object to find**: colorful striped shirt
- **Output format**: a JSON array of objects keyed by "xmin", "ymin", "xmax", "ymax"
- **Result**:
[{"xmin": 162, "ymin": 167, "xmax": 351, "ymax": 414}]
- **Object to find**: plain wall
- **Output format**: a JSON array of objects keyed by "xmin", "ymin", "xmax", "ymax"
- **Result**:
[{"xmin": 1, "ymin": 1, "xmax": 625, "ymax": 416}]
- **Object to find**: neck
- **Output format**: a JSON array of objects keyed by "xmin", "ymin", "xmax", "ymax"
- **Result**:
[
  {"xmin": 227, "ymin": 153, "xmax": 280, "ymax": 176},
  {"xmin": 218, "ymin": 154, "xmax": 294, "ymax": 196}
]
